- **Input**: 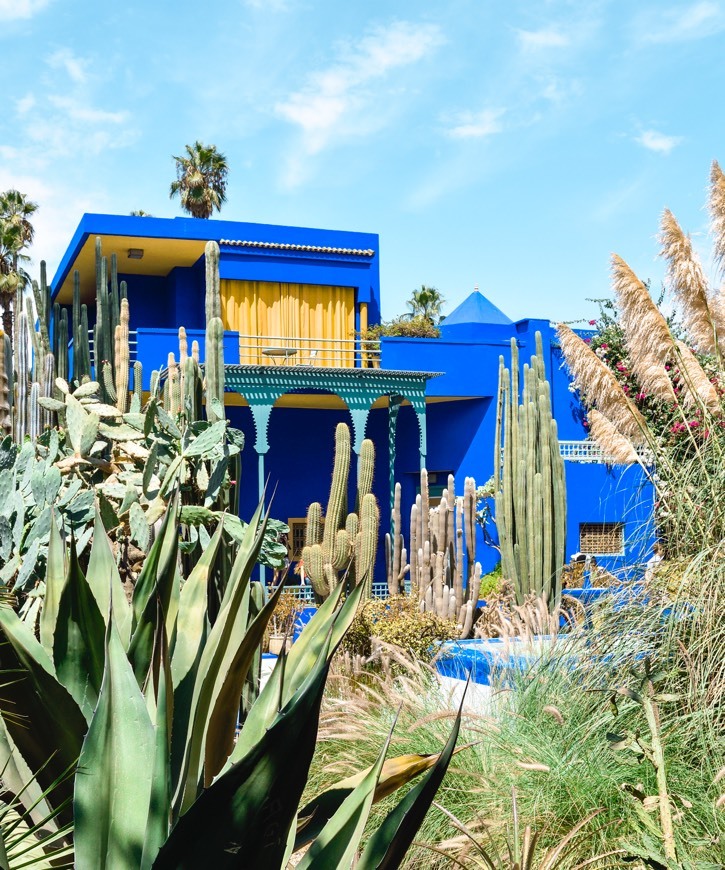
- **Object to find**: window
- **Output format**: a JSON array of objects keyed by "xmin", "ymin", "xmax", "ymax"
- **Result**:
[
  {"xmin": 288, "ymin": 517, "xmax": 324, "ymax": 560},
  {"xmin": 579, "ymin": 522, "xmax": 624, "ymax": 555}
]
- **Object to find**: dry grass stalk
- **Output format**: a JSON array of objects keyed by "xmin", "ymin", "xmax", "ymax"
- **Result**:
[
  {"xmin": 660, "ymin": 208, "xmax": 724, "ymax": 354},
  {"xmin": 674, "ymin": 340, "xmax": 721, "ymax": 414},
  {"xmin": 710, "ymin": 160, "xmax": 725, "ymax": 280},
  {"xmin": 587, "ymin": 409, "xmax": 640, "ymax": 465},
  {"xmin": 611, "ymin": 253, "xmax": 677, "ymax": 402},
  {"xmin": 557, "ymin": 324, "xmax": 649, "ymax": 442}
]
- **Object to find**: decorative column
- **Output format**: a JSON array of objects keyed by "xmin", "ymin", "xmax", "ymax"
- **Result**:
[{"xmin": 388, "ymin": 394, "xmax": 403, "ymax": 534}]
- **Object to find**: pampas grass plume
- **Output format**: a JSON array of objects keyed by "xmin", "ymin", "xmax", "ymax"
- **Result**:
[
  {"xmin": 557, "ymin": 324, "xmax": 648, "ymax": 443},
  {"xmin": 660, "ymin": 208, "xmax": 723, "ymax": 355},
  {"xmin": 611, "ymin": 253, "xmax": 676, "ymax": 403},
  {"xmin": 674, "ymin": 341, "xmax": 721, "ymax": 414},
  {"xmin": 710, "ymin": 160, "xmax": 725, "ymax": 279},
  {"xmin": 587, "ymin": 409, "xmax": 640, "ymax": 465}
]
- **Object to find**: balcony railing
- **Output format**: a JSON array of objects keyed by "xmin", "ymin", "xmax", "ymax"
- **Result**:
[
  {"xmin": 558, "ymin": 440, "xmax": 652, "ymax": 464},
  {"xmin": 237, "ymin": 334, "xmax": 381, "ymax": 369}
]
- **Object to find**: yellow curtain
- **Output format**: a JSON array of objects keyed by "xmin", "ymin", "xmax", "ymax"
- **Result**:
[{"xmin": 221, "ymin": 280, "xmax": 356, "ymax": 367}]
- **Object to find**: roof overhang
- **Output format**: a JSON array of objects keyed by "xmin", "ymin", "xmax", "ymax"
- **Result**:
[{"xmin": 51, "ymin": 213, "xmax": 380, "ymax": 305}]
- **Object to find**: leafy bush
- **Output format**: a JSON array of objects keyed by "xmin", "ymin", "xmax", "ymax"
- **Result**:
[
  {"xmin": 342, "ymin": 595, "xmax": 456, "ymax": 663},
  {"xmin": 360, "ymin": 315, "xmax": 441, "ymax": 342}
]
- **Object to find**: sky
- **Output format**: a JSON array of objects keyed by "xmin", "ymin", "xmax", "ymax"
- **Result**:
[{"xmin": 1, "ymin": 0, "xmax": 725, "ymax": 324}]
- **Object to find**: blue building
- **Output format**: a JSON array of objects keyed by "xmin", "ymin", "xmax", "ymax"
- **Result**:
[{"xmin": 51, "ymin": 214, "xmax": 655, "ymax": 581}]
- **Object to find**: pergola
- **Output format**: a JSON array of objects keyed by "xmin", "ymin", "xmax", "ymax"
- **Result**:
[{"xmin": 222, "ymin": 365, "xmax": 440, "ymax": 517}]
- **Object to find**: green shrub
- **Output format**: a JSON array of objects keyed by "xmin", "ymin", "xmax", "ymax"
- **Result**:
[
  {"xmin": 360, "ymin": 315, "xmax": 441, "ymax": 342},
  {"xmin": 342, "ymin": 595, "xmax": 456, "ymax": 663}
]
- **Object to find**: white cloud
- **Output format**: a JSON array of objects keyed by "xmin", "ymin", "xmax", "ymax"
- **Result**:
[
  {"xmin": 47, "ymin": 49, "xmax": 88, "ymax": 84},
  {"xmin": 447, "ymin": 108, "xmax": 505, "ymax": 140},
  {"xmin": 0, "ymin": 0, "xmax": 50, "ymax": 21},
  {"xmin": 635, "ymin": 129, "xmax": 683, "ymax": 154},
  {"xmin": 15, "ymin": 94, "xmax": 35, "ymax": 115},
  {"xmin": 517, "ymin": 27, "xmax": 570, "ymax": 51},
  {"xmin": 639, "ymin": 1, "xmax": 724, "ymax": 43},
  {"xmin": 48, "ymin": 95, "xmax": 128, "ymax": 125},
  {"xmin": 276, "ymin": 20, "xmax": 444, "ymax": 159}
]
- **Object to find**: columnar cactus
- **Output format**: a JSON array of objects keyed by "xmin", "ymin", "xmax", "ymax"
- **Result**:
[
  {"xmin": 0, "ymin": 332, "xmax": 11, "ymax": 435},
  {"xmin": 114, "ymin": 298, "xmax": 130, "ymax": 413},
  {"xmin": 204, "ymin": 241, "xmax": 225, "ymax": 423},
  {"xmin": 494, "ymin": 332, "xmax": 566, "ymax": 608},
  {"xmin": 302, "ymin": 423, "xmax": 379, "ymax": 599}
]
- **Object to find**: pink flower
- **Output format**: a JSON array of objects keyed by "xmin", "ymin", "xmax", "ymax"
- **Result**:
[
  {"xmin": 600, "ymin": 343, "xmax": 609, "ymax": 350},
  {"xmin": 588, "ymin": 320, "xmax": 597, "ymax": 326},
  {"xmin": 636, "ymin": 392, "xmax": 646, "ymax": 401}
]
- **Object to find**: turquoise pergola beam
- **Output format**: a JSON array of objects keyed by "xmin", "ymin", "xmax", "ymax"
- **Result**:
[{"xmin": 222, "ymin": 363, "xmax": 439, "ymax": 515}]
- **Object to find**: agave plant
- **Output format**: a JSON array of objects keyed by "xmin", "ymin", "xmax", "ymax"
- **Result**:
[{"xmin": 0, "ymin": 495, "xmax": 462, "ymax": 867}]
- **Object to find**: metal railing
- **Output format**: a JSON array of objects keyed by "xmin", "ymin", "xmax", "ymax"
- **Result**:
[
  {"xmin": 88, "ymin": 329, "xmax": 139, "ymax": 363},
  {"xmin": 237, "ymin": 334, "xmax": 381, "ymax": 369},
  {"xmin": 283, "ymin": 581, "xmax": 407, "ymax": 601},
  {"xmin": 558, "ymin": 440, "xmax": 652, "ymax": 464}
]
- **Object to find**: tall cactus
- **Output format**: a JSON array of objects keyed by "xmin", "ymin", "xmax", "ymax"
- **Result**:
[
  {"xmin": 0, "ymin": 332, "xmax": 11, "ymax": 435},
  {"xmin": 302, "ymin": 423, "xmax": 379, "ymax": 599},
  {"xmin": 204, "ymin": 241, "xmax": 225, "ymax": 423},
  {"xmin": 494, "ymin": 332, "xmax": 566, "ymax": 608}
]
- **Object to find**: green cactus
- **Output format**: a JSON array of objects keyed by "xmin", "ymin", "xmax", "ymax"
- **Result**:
[
  {"xmin": 205, "ymin": 317, "xmax": 225, "ymax": 423},
  {"xmin": 114, "ymin": 298, "xmax": 130, "ymax": 413},
  {"xmin": 0, "ymin": 332, "xmax": 11, "ymax": 435},
  {"xmin": 494, "ymin": 332, "xmax": 566, "ymax": 609},
  {"xmin": 205, "ymin": 240, "xmax": 221, "ymax": 323},
  {"xmin": 302, "ymin": 423, "xmax": 379, "ymax": 600}
]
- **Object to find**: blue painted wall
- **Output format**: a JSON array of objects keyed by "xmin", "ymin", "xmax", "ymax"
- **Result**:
[{"xmin": 50, "ymin": 213, "xmax": 655, "ymax": 585}]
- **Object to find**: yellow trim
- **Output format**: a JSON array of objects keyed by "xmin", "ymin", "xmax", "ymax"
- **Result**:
[{"xmin": 56, "ymin": 235, "xmax": 207, "ymax": 304}]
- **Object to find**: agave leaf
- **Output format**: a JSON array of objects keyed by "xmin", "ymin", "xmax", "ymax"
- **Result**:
[
  {"xmin": 229, "ymin": 581, "xmax": 362, "ymax": 767},
  {"xmin": 53, "ymin": 539, "xmax": 106, "ymax": 723},
  {"xmin": 356, "ymin": 693, "xmax": 466, "ymax": 870},
  {"xmin": 74, "ymin": 611, "xmax": 156, "ymax": 869},
  {"xmin": 295, "ymin": 744, "xmax": 472, "ymax": 852},
  {"xmin": 132, "ymin": 495, "xmax": 180, "ymax": 631},
  {"xmin": 296, "ymin": 715, "xmax": 395, "ymax": 870},
  {"xmin": 204, "ymin": 577, "xmax": 285, "ymax": 782},
  {"xmin": 0, "ymin": 607, "xmax": 85, "ymax": 821},
  {"xmin": 171, "ymin": 518, "xmax": 225, "ymax": 689},
  {"xmin": 39, "ymin": 512, "xmax": 65, "ymax": 659},
  {"xmin": 141, "ymin": 608, "xmax": 173, "ymax": 870},
  {"xmin": 174, "ymin": 502, "xmax": 268, "ymax": 813},
  {"xmin": 153, "ymin": 633, "xmax": 334, "ymax": 870},
  {"xmin": 86, "ymin": 510, "xmax": 132, "ymax": 649}
]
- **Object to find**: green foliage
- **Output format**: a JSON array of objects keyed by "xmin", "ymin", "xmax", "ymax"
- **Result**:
[
  {"xmin": 342, "ymin": 596, "xmax": 457, "ymax": 664},
  {"xmin": 169, "ymin": 141, "xmax": 229, "ymax": 220},
  {"xmin": 0, "ymin": 503, "xmax": 462, "ymax": 867},
  {"xmin": 0, "ymin": 381, "xmax": 284, "ymax": 597},
  {"xmin": 405, "ymin": 285, "xmax": 446, "ymax": 325},
  {"xmin": 361, "ymin": 314, "xmax": 441, "ymax": 342},
  {"xmin": 478, "ymin": 562, "xmax": 502, "ymax": 599}
]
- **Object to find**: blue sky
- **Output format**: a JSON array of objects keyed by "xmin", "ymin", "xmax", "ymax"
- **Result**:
[{"xmin": 2, "ymin": 0, "xmax": 724, "ymax": 324}]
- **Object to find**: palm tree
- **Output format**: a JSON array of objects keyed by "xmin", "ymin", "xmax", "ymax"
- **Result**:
[
  {"xmin": 130, "ymin": 209, "xmax": 153, "ymax": 216},
  {"xmin": 406, "ymin": 285, "xmax": 445, "ymax": 325},
  {"xmin": 0, "ymin": 189, "xmax": 38, "ymax": 338},
  {"xmin": 169, "ymin": 142, "xmax": 229, "ymax": 219}
]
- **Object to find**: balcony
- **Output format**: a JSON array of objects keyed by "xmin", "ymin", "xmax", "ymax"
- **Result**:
[
  {"xmin": 98, "ymin": 328, "xmax": 382, "ymax": 389},
  {"xmin": 237, "ymin": 334, "xmax": 380, "ymax": 368}
]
